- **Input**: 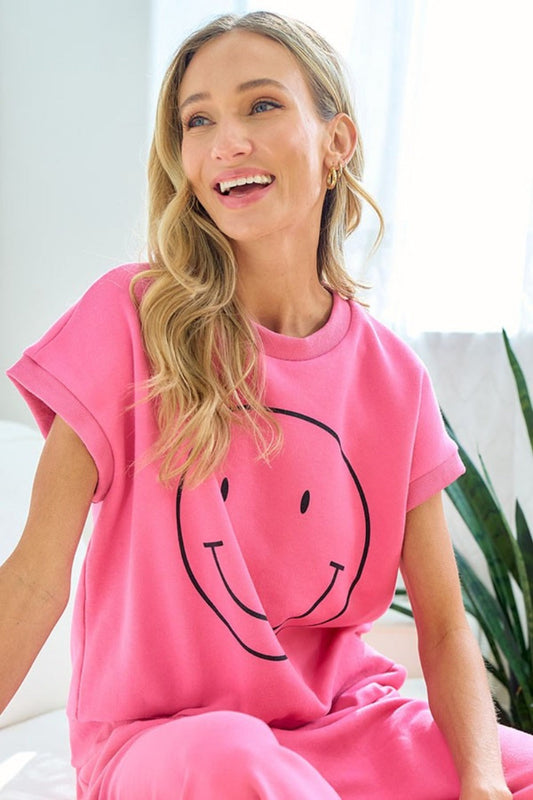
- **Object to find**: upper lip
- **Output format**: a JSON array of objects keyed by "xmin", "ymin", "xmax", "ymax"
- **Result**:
[{"xmin": 211, "ymin": 169, "xmax": 275, "ymax": 191}]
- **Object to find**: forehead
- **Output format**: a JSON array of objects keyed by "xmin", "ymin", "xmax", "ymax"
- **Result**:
[{"xmin": 179, "ymin": 29, "xmax": 311, "ymax": 103}]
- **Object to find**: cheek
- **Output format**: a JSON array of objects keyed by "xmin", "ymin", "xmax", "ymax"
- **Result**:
[
  {"xmin": 290, "ymin": 152, "xmax": 326, "ymax": 201},
  {"xmin": 179, "ymin": 148, "xmax": 193, "ymax": 185},
  {"xmin": 180, "ymin": 141, "xmax": 203, "ymax": 189},
  {"xmin": 285, "ymin": 129, "xmax": 326, "ymax": 184}
]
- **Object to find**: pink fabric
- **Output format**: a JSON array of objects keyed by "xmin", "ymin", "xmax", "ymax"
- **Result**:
[
  {"xmin": 8, "ymin": 264, "xmax": 532, "ymax": 798},
  {"xmin": 95, "ymin": 705, "xmax": 533, "ymax": 800}
]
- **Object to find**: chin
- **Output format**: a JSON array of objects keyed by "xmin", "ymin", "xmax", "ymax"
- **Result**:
[{"xmin": 212, "ymin": 218, "xmax": 276, "ymax": 245}]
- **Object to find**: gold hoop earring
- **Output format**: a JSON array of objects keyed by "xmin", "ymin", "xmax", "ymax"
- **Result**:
[{"xmin": 326, "ymin": 164, "xmax": 343, "ymax": 190}]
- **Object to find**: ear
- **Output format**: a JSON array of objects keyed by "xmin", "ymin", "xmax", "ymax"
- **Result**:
[{"xmin": 325, "ymin": 113, "xmax": 357, "ymax": 168}]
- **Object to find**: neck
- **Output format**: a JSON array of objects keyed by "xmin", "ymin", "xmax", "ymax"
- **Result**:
[{"xmin": 233, "ymin": 239, "xmax": 332, "ymax": 338}]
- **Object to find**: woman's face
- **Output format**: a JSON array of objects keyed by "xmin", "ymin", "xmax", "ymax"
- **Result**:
[{"xmin": 178, "ymin": 30, "xmax": 334, "ymax": 247}]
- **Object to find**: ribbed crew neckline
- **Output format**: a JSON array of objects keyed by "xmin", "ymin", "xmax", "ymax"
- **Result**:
[{"xmin": 253, "ymin": 292, "xmax": 352, "ymax": 361}]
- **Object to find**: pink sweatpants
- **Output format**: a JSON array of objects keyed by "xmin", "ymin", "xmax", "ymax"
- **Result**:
[{"xmin": 98, "ymin": 698, "xmax": 533, "ymax": 799}]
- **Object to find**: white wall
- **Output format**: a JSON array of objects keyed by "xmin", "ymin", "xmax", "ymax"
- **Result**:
[{"xmin": 0, "ymin": 0, "xmax": 152, "ymax": 424}]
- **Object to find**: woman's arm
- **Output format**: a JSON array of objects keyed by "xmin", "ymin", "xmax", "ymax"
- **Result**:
[
  {"xmin": 401, "ymin": 491, "xmax": 511, "ymax": 800},
  {"xmin": 0, "ymin": 415, "xmax": 97, "ymax": 713}
]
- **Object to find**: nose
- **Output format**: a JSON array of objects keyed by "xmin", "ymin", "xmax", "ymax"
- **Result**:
[{"xmin": 210, "ymin": 118, "xmax": 253, "ymax": 161}]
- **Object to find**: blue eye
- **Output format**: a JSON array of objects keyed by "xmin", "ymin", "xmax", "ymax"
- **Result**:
[
  {"xmin": 186, "ymin": 115, "xmax": 210, "ymax": 129},
  {"xmin": 252, "ymin": 100, "xmax": 280, "ymax": 114}
]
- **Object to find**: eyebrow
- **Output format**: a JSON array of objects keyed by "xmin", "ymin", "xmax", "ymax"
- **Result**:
[{"xmin": 179, "ymin": 78, "xmax": 289, "ymax": 114}]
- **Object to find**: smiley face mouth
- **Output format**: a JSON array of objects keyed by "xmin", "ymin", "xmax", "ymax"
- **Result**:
[
  {"xmin": 204, "ymin": 538, "xmax": 345, "ymax": 632},
  {"xmin": 273, "ymin": 560, "xmax": 345, "ymax": 632},
  {"xmin": 204, "ymin": 540, "xmax": 268, "ymax": 621}
]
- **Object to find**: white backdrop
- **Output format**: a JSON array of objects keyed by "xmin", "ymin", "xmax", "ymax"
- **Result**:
[{"xmin": 0, "ymin": 0, "xmax": 151, "ymax": 423}]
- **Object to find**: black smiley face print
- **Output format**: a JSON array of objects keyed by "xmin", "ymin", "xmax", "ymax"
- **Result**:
[{"xmin": 176, "ymin": 409, "xmax": 370, "ymax": 661}]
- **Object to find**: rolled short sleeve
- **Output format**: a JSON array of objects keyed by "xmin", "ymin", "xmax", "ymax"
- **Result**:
[
  {"xmin": 406, "ymin": 368, "xmax": 465, "ymax": 511},
  {"xmin": 6, "ymin": 265, "xmax": 145, "ymax": 503}
]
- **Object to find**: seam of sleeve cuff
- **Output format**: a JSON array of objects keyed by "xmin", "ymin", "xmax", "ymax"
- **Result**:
[
  {"xmin": 7, "ymin": 358, "xmax": 114, "ymax": 503},
  {"xmin": 407, "ymin": 450, "xmax": 465, "ymax": 512}
]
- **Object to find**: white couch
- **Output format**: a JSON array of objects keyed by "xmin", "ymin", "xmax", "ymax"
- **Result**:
[{"xmin": 0, "ymin": 420, "xmax": 426, "ymax": 799}]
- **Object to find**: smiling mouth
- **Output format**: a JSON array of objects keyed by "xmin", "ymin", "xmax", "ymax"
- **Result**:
[{"xmin": 216, "ymin": 175, "xmax": 275, "ymax": 196}]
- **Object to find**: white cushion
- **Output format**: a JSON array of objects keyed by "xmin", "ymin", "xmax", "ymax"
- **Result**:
[{"xmin": 0, "ymin": 709, "xmax": 75, "ymax": 798}]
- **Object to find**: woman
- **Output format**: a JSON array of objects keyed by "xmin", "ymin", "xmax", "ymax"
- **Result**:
[{"xmin": 2, "ymin": 11, "xmax": 532, "ymax": 800}]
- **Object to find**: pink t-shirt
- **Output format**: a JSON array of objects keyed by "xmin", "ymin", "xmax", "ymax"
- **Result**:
[{"xmin": 8, "ymin": 264, "xmax": 464, "ymax": 786}]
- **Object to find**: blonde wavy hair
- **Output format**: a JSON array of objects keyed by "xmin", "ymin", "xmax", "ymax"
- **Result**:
[{"xmin": 131, "ymin": 10, "xmax": 384, "ymax": 487}]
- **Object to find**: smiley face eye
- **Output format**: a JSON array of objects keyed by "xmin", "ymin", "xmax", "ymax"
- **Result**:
[
  {"xmin": 300, "ymin": 490, "xmax": 310, "ymax": 514},
  {"xmin": 221, "ymin": 477, "xmax": 229, "ymax": 502}
]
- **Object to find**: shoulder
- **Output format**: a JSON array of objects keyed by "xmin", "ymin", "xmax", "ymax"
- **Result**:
[
  {"xmin": 347, "ymin": 299, "xmax": 426, "ymax": 381},
  {"xmin": 21, "ymin": 263, "xmax": 148, "ymax": 364},
  {"xmin": 76, "ymin": 262, "xmax": 148, "ymax": 307},
  {"xmin": 58, "ymin": 262, "xmax": 146, "ymax": 325}
]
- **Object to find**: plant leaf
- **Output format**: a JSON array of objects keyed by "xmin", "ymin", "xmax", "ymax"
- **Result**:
[
  {"xmin": 454, "ymin": 550, "xmax": 509, "ymax": 677},
  {"xmin": 478, "ymin": 452, "xmax": 502, "ymax": 506},
  {"xmin": 493, "ymin": 697, "xmax": 513, "ymax": 728},
  {"xmin": 503, "ymin": 329, "xmax": 533, "ymax": 454},
  {"xmin": 389, "ymin": 600, "xmax": 414, "ymax": 618},
  {"xmin": 516, "ymin": 500, "xmax": 533, "ymax": 669},
  {"xmin": 444, "ymin": 415, "xmax": 516, "ymax": 577},
  {"xmin": 484, "ymin": 657, "xmax": 508, "ymax": 690},
  {"xmin": 455, "ymin": 549, "xmax": 531, "ymax": 701},
  {"xmin": 444, "ymin": 418, "xmax": 525, "ymax": 649}
]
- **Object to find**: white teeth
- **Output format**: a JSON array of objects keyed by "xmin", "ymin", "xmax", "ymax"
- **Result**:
[{"xmin": 218, "ymin": 174, "xmax": 273, "ymax": 195}]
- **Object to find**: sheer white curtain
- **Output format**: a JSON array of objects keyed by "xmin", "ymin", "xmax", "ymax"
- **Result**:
[
  {"xmin": 383, "ymin": 1, "xmax": 533, "ymax": 337},
  {"xmin": 374, "ymin": 1, "xmax": 533, "ymax": 535},
  {"xmin": 150, "ymin": 0, "xmax": 533, "ymax": 536}
]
